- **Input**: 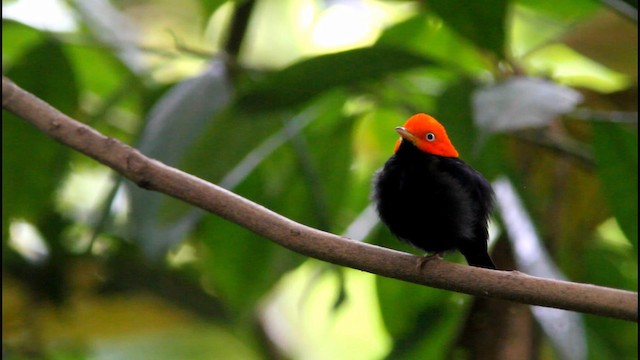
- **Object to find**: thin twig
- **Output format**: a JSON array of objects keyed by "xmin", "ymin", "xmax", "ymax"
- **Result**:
[{"xmin": 2, "ymin": 76, "xmax": 638, "ymax": 322}]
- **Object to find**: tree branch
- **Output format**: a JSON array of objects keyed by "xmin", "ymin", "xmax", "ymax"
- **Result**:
[{"xmin": 2, "ymin": 75, "xmax": 637, "ymax": 322}]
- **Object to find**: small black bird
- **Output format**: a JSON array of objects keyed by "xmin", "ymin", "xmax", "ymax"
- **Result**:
[{"xmin": 373, "ymin": 113, "xmax": 496, "ymax": 269}]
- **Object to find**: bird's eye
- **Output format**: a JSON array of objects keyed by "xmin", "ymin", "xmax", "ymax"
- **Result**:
[{"xmin": 426, "ymin": 132, "xmax": 436, "ymax": 142}]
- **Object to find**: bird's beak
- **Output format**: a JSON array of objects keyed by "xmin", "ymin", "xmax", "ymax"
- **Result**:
[{"xmin": 395, "ymin": 126, "xmax": 417, "ymax": 144}]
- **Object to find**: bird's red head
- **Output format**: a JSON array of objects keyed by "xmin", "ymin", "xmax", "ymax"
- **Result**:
[{"xmin": 393, "ymin": 113, "xmax": 459, "ymax": 157}]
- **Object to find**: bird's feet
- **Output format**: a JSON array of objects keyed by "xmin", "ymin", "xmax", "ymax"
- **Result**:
[{"xmin": 416, "ymin": 252, "xmax": 444, "ymax": 271}]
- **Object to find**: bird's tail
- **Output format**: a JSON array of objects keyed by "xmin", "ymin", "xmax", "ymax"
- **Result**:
[{"xmin": 463, "ymin": 252, "xmax": 496, "ymax": 270}]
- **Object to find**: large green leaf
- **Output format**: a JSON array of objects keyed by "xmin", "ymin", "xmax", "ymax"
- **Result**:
[
  {"xmin": 180, "ymin": 89, "xmax": 347, "ymax": 205},
  {"xmin": 426, "ymin": 0, "xmax": 508, "ymax": 57},
  {"xmin": 592, "ymin": 122, "xmax": 638, "ymax": 253},
  {"xmin": 375, "ymin": 249, "xmax": 467, "ymax": 360},
  {"xmin": 3, "ymin": 39, "xmax": 78, "ymax": 240},
  {"xmin": 583, "ymin": 235, "xmax": 638, "ymax": 358},
  {"xmin": 160, "ymin": 94, "xmax": 341, "ymax": 234},
  {"xmin": 198, "ymin": 0, "xmax": 233, "ymax": 17},
  {"xmin": 126, "ymin": 62, "xmax": 233, "ymax": 258},
  {"xmin": 63, "ymin": 41, "xmax": 139, "ymax": 117},
  {"xmin": 196, "ymin": 93, "xmax": 353, "ymax": 314},
  {"xmin": 181, "ymin": 104, "xmax": 298, "ymax": 189},
  {"xmin": 131, "ymin": 99, "xmax": 302, "ymax": 259},
  {"xmin": 2, "ymin": 19, "xmax": 46, "ymax": 68},
  {"xmin": 292, "ymin": 106, "xmax": 355, "ymax": 232},
  {"xmin": 198, "ymin": 210, "xmax": 304, "ymax": 316},
  {"xmin": 376, "ymin": 13, "xmax": 491, "ymax": 75},
  {"xmin": 236, "ymin": 45, "xmax": 432, "ymax": 111},
  {"xmin": 194, "ymin": 139, "xmax": 313, "ymax": 314},
  {"xmin": 516, "ymin": 0, "xmax": 601, "ymax": 21}
]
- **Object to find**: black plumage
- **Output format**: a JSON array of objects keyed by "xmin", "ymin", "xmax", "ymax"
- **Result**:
[{"xmin": 373, "ymin": 125, "xmax": 496, "ymax": 269}]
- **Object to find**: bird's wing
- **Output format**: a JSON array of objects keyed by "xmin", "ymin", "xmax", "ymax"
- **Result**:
[{"xmin": 437, "ymin": 158, "xmax": 494, "ymax": 219}]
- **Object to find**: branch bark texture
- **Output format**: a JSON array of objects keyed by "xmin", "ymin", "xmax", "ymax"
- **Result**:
[{"xmin": 2, "ymin": 76, "xmax": 638, "ymax": 322}]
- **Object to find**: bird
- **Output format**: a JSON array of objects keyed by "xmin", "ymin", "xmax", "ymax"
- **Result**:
[{"xmin": 372, "ymin": 113, "xmax": 496, "ymax": 269}]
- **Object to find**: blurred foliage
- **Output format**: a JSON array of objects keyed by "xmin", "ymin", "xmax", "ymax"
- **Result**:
[{"xmin": 2, "ymin": 0, "xmax": 637, "ymax": 359}]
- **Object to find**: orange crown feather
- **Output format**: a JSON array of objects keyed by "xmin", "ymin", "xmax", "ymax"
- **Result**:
[{"xmin": 393, "ymin": 113, "xmax": 459, "ymax": 158}]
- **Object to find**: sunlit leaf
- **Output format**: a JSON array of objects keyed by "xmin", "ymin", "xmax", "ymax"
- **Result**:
[
  {"xmin": 260, "ymin": 265, "xmax": 391, "ymax": 360},
  {"xmin": 562, "ymin": 10, "xmax": 638, "ymax": 78},
  {"xmin": 1, "ymin": 19, "xmax": 45, "ymax": 68},
  {"xmin": 524, "ymin": 44, "xmax": 631, "ymax": 93},
  {"xmin": 516, "ymin": 0, "xmax": 601, "ymax": 21},
  {"xmin": 586, "ymin": 223, "xmax": 638, "ymax": 291},
  {"xmin": 584, "ymin": 229, "xmax": 638, "ymax": 358}
]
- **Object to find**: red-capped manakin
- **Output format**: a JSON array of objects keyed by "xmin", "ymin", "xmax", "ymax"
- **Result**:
[{"xmin": 373, "ymin": 113, "xmax": 496, "ymax": 269}]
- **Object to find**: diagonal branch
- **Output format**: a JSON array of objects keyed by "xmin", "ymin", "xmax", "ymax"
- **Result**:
[{"xmin": 2, "ymin": 76, "xmax": 638, "ymax": 322}]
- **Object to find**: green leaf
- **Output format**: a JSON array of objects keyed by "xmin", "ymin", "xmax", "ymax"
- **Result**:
[
  {"xmin": 180, "ymin": 89, "xmax": 347, "ymax": 211},
  {"xmin": 585, "ymin": 229, "xmax": 637, "ymax": 292},
  {"xmin": 433, "ymin": 80, "xmax": 478, "ymax": 158},
  {"xmin": 376, "ymin": 272, "xmax": 466, "ymax": 360},
  {"xmin": 236, "ymin": 45, "xmax": 432, "ymax": 111},
  {"xmin": 196, "ymin": 93, "xmax": 352, "ymax": 313},
  {"xmin": 63, "ymin": 41, "xmax": 138, "ymax": 109},
  {"xmin": 138, "ymin": 62, "xmax": 232, "ymax": 167},
  {"xmin": 2, "ymin": 39, "xmax": 78, "ymax": 240},
  {"xmin": 199, "ymin": 0, "xmax": 232, "ymax": 16},
  {"xmin": 435, "ymin": 79, "xmax": 508, "ymax": 179},
  {"xmin": 292, "ymin": 106, "xmax": 355, "ymax": 231},
  {"xmin": 72, "ymin": 0, "xmax": 145, "ymax": 74},
  {"xmin": 516, "ymin": 0, "xmax": 601, "ymax": 21},
  {"xmin": 592, "ymin": 122, "xmax": 638, "ymax": 253},
  {"xmin": 198, "ymin": 212, "xmax": 304, "ymax": 316},
  {"xmin": 196, "ymin": 147, "xmax": 310, "ymax": 314},
  {"xmin": 126, "ymin": 62, "xmax": 233, "ymax": 258},
  {"xmin": 426, "ymin": 0, "xmax": 508, "ymax": 57},
  {"xmin": 2, "ymin": 19, "xmax": 46, "ymax": 68},
  {"xmin": 377, "ymin": 13, "xmax": 491, "ymax": 75},
  {"xmin": 131, "ymin": 102, "xmax": 295, "ymax": 260}
]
